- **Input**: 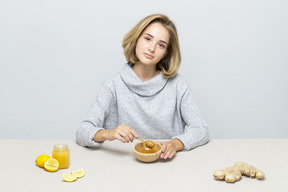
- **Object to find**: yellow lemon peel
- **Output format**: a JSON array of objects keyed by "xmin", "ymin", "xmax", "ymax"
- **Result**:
[{"xmin": 35, "ymin": 154, "xmax": 51, "ymax": 168}]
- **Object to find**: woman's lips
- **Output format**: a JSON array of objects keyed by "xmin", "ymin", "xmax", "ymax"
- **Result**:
[{"xmin": 144, "ymin": 53, "xmax": 154, "ymax": 59}]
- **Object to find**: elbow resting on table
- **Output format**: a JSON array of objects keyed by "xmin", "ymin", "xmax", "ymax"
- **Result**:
[
  {"xmin": 76, "ymin": 123, "xmax": 103, "ymax": 148},
  {"xmin": 188, "ymin": 127, "xmax": 210, "ymax": 150},
  {"xmin": 202, "ymin": 128, "xmax": 210, "ymax": 145}
]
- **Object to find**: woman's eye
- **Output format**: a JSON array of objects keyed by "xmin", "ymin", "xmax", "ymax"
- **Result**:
[
  {"xmin": 145, "ymin": 37, "xmax": 151, "ymax": 41},
  {"xmin": 159, "ymin": 44, "xmax": 165, "ymax": 48}
]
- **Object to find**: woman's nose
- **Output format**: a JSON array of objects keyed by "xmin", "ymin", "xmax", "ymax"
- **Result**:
[{"xmin": 148, "ymin": 42, "xmax": 156, "ymax": 53}]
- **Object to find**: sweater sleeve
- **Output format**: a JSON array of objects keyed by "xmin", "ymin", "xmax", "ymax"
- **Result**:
[
  {"xmin": 76, "ymin": 81, "xmax": 114, "ymax": 147},
  {"xmin": 172, "ymin": 88, "xmax": 209, "ymax": 150}
]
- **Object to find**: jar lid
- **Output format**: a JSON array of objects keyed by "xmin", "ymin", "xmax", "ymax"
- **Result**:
[{"xmin": 54, "ymin": 143, "xmax": 68, "ymax": 151}]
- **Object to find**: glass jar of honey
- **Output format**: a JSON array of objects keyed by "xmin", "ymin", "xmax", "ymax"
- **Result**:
[{"xmin": 52, "ymin": 144, "xmax": 70, "ymax": 169}]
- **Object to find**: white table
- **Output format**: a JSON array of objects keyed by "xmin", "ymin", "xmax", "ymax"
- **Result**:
[{"xmin": 0, "ymin": 139, "xmax": 287, "ymax": 192}]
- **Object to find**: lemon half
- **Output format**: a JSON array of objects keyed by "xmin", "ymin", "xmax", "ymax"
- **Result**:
[{"xmin": 44, "ymin": 158, "xmax": 59, "ymax": 172}]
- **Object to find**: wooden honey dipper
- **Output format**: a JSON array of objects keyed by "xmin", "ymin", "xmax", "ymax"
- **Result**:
[{"xmin": 136, "ymin": 137, "xmax": 155, "ymax": 148}]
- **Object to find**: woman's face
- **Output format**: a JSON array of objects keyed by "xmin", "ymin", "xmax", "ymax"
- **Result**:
[{"xmin": 135, "ymin": 22, "xmax": 169, "ymax": 67}]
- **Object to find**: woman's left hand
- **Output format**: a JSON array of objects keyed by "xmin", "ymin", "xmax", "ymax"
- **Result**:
[{"xmin": 159, "ymin": 139, "xmax": 184, "ymax": 159}]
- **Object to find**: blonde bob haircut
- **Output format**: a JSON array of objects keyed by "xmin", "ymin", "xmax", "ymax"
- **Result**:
[{"xmin": 122, "ymin": 14, "xmax": 181, "ymax": 78}]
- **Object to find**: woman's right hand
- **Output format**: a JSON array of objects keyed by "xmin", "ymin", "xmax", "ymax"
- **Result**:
[{"xmin": 94, "ymin": 124, "xmax": 138, "ymax": 143}]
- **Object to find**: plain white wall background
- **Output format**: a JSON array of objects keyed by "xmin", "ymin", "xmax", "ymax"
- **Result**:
[{"xmin": 1, "ymin": 0, "xmax": 287, "ymax": 139}]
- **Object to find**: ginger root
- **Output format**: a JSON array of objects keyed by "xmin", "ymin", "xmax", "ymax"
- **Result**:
[{"xmin": 213, "ymin": 162, "xmax": 265, "ymax": 183}]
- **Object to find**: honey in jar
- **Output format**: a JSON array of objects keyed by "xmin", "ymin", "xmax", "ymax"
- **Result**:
[{"xmin": 52, "ymin": 144, "xmax": 70, "ymax": 169}]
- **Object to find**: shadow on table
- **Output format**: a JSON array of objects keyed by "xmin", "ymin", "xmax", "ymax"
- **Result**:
[
  {"xmin": 85, "ymin": 145, "xmax": 132, "ymax": 156},
  {"xmin": 132, "ymin": 154, "xmax": 177, "ymax": 164}
]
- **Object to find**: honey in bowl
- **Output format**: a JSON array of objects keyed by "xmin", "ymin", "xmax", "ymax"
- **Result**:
[
  {"xmin": 136, "ymin": 142, "xmax": 159, "ymax": 153},
  {"xmin": 133, "ymin": 142, "xmax": 161, "ymax": 162}
]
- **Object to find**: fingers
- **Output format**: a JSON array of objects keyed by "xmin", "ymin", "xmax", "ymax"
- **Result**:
[
  {"xmin": 114, "ymin": 132, "xmax": 127, "ymax": 143},
  {"xmin": 120, "ymin": 129, "xmax": 133, "ymax": 143},
  {"xmin": 160, "ymin": 141, "xmax": 177, "ymax": 159},
  {"xmin": 112, "ymin": 124, "xmax": 138, "ymax": 143},
  {"xmin": 122, "ymin": 125, "xmax": 138, "ymax": 141},
  {"xmin": 130, "ymin": 129, "xmax": 138, "ymax": 138}
]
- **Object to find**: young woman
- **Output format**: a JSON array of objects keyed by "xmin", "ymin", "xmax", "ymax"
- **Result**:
[{"xmin": 76, "ymin": 14, "xmax": 209, "ymax": 159}]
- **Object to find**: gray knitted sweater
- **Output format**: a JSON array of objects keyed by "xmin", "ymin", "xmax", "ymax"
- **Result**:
[{"xmin": 76, "ymin": 64, "xmax": 209, "ymax": 150}]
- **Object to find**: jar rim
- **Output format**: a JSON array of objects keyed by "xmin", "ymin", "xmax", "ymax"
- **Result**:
[{"xmin": 54, "ymin": 143, "xmax": 68, "ymax": 151}]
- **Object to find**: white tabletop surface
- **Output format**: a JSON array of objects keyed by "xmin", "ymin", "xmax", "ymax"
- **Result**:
[{"xmin": 0, "ymin": 139, "xmax": 287, "ymax": 192}]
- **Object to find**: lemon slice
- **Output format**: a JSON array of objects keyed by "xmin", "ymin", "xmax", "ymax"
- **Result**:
[
  {"xmin": 44, "ymin": 158, "xmax": 59, "ymax": 172},
  {"xmin": 63, "ymin": 173, "xmax": 78, "ymax": 182},
  {"xmin": 71, "ymin": 168, "xmax": 85, "ymax": 178}
]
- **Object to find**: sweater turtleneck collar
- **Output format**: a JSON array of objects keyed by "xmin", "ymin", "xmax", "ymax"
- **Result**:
[{"xmin": 120, "ymin": 64, "xmax": 169, "ymax": 97}]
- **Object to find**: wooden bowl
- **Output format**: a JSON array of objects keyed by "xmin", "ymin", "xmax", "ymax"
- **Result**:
[{"xmin": 133, "ymin": 142, "xmax": 161, "ymax": 162}]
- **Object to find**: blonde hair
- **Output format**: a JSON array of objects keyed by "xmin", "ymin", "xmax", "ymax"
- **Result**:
[{"xmin": 122, "ymin": 14, "xmax": 181, "ymax": 78}]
